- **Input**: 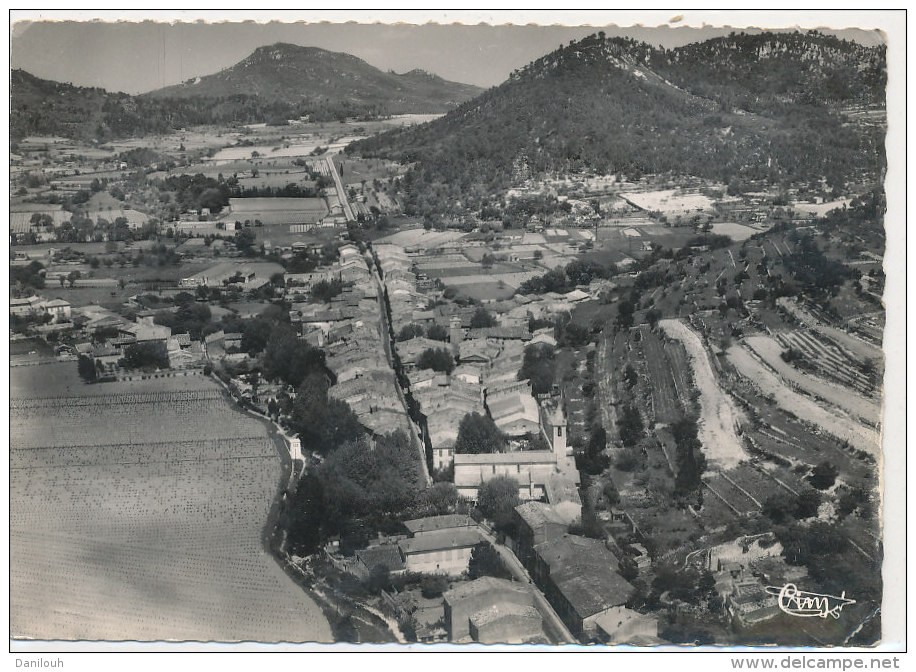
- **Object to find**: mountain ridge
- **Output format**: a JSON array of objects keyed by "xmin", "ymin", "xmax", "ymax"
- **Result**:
[{"xmin": 147, "ymin": 42, "xmax": 482, "ymax": 110}]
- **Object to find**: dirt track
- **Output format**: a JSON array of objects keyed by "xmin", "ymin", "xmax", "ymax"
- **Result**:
[{"xmin": 659, "ymin": 319, "xmax": 746, "ymax": 469}]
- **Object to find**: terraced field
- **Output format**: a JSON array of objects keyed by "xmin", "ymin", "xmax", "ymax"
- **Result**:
[
  {"xmin": 749, "ymin": 334, "xmax": 881, "ymax": 425},
  {"xmin": 726, "ymin": 344, "xmax": 881, "ymax": 457},
  {"xmin": 770, "ymin": 329, "xmax": 878, "ymax": 396},
  {"xmin": 777, "ymin": 297, "xmax": 883, "ymax": 364},
  {"xmin": 10, "ymin": 364, "xmax": 331, "ymax": 642}
]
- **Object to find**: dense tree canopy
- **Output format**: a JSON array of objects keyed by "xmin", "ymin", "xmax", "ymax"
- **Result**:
[
  {"xmin": 454, "ymin": 412, "xmax": 506, "ymax": 455},
  {"xmin": 288, "ymin": 372, "xmax": 365, "ymax": 457},
  {"xmin": 262, "ymin": 324, "xmax": 329, "ymax": 388},
  {"xmin": 470, "ymin": 307, "xmax": 497, "ymax": 328},
  {"xmin": 417, "ymin": 347, "xmax": 455, "ymax": 374},
  {"xmin": 518, "ymin": 342, "xmax": 556, "ymax": 394},
  {"xmin": 282, "ymin": 430, "xmax": 425, "ymax": 555},
  {"xmin": 119, "ymin": 342, "xmax": 169, "ymax": 371},
  {"xmin": 671, "ymin": 417, "xmax": 707, "ymax": 497},
  {"xmin": 476, "ymin": 476, "xmax": 521, "ymax": 534},
  {"xmin": 349, "ymin": 32, "xmax": 884, "ymax": 215}
]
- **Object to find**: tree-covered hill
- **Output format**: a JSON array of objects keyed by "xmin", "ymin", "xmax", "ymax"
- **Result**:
[
  {"xmin": 10, "ymin": 69, "xmax": 362, "ymax": 142},
  {"xmin": 347, "ymin": 31, "xmax": 886, "ymax": 216}
]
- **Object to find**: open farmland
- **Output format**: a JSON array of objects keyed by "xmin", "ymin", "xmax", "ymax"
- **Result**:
[
  {"xmin": 620, "ymin": 189, "xmax": 716, "ymax": 216},
  {"xmin": 709, "ymin": 221, "xmax": 763, "ymax": 241},
  {"xmin": 726, "ymin": 344, "xmax": 881, "ymax": 457},
  {"xmin": 659, "ymin": 319, "xmax": 747, "ymax": 469},
  {"xmin": 10, "ymin": 364, "xmax": 331, "ymax": 642}
]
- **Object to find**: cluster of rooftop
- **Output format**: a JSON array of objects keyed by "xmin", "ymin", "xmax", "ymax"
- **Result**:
[{"xmin": 297, "ymin": 244, "xmax": 410, "ymax": 436}]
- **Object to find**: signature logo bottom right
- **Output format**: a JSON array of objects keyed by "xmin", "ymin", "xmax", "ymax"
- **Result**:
[{"xmin": 765, "ymin": 583, "xmax": 856, "ymax": 619}]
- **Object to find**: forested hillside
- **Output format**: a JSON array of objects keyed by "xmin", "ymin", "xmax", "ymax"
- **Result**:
[{"xmin": 347, "ymin": 31, "xmax": 886, "ymax": 216}]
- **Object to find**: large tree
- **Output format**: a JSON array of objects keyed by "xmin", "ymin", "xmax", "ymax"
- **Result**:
[
  {"xmin": 467, "ymin": 541, "xmax": 511, "ymax": 580},
  {"xmin": 281, "ymin": 430, "xmax": 424, "ymax": 555},
  {"xmin": 289, "ymin": 373, "xmax": 365, "ymax": 456},
  {"xmin": 454, "ymin": 412, "xmax": 506, "ymax": 454},
  {"xmin": 470, "ymin": 307, "xmax": 497, "ymax": 328},
  {"xmin": 671, "ymin": 417, "xmax": 706, "ymax": 496},
  {"xmin": 119, "ymin": 342, "xmax": 169, "ymax": 371},
  {"xmin": 417, "ymin": 347, "xmax": 455, "ymax": 374},
  {"xmin": 476, "ymin": 476, "xmax": 521, "ymax": 534},
  {"xmin": 519, "ymin": 342, "xmax": 556, "ymax": 394},
  {"xmin": 808, "ymin": 461, "xmax": 839, "ymax": 491},
  {"xmin": 262, "ymin": 324, "xmax": 328, "ymax": 388}
]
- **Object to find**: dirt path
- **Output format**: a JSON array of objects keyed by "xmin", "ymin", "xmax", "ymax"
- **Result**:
[
  {"xmin": 659, "ymin": 319, "xmax": 746, "ymax": 470},
  {"xmin": 726, "ymin": 344, "xmax": 881, "ymax": 457},
  {"xmin": 744, "ymin": 335, "xmax": 882, "ymax": 426}
]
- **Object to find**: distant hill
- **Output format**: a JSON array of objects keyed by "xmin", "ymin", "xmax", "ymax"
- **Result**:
[
  {"xmin": 148, "ymin": 43, "xmax": 481, "ymax": 113},
  {"xmin": 10, "ymin": 69, "xmax": 154, "ymax": 141},
  {"xmin": 11, "ymin": 44, "xmax": 481, "ymax": 142},
  {"xmin": 347, "ymin": 31, "xmax": 887, "ymax": 215},
  {"xmin": 10, "ymin": 69, "xmax": 290, "ymax": 142}
]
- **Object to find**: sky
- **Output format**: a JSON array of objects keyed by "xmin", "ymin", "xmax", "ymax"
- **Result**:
[{"xmin": 10, "ymin": 16, "xmax": 886, "ymax": 94}]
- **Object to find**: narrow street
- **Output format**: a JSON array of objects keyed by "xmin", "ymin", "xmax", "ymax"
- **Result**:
[
  {"xmin": 326, "ymin": 155, "xmax": 355, "ymax": 222},
  {"xmin": 368, "ymin": 250, "xmax": 431, "ymax": 485}
]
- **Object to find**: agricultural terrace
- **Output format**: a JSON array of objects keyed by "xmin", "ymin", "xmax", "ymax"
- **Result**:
[
  {"xmin": 777, "ymin": 297, "xmax": 883, "ymax": 362},
  {"xmin": 772, "ymin": 329, "xmax": 878, "ymax": 396},
  {"xmin": 10, "ymin": 364, "xmax": 331, "ymax": 642},
  {"xmin": 744, "ymin": 335, "xmax": 881, "ymax": 426},
  {"xmin": 658, "ymin": 319, "xmax": 746, "ymax": 470},
  {"xmin": 725, "ymin": 344, "xmax": 881, "ymax": 458}
]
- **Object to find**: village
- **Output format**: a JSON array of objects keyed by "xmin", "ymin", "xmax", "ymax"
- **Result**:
[{"xmin": 9, "ymin": 110, "xmax": 885, "ymax": 647}]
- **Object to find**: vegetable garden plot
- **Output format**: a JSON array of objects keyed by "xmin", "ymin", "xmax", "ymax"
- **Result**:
[{"xmin": 638, "ymin": 326, "xmax": 687, "ymax": 425}]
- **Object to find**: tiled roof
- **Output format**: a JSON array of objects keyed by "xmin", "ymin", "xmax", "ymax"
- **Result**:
[
  {"xmin": 398, "ymin": 529, "xmax": 481, "ymax": 555},
  {"xmin": 355, "ymin": 545, "xmax": 406, "ymax": 573},
  {"xmin": 534, "ymin": 535, "xmax": 634, "ymax": 619},
  {"xmin": 454, "ymin": 451, "xmax": 557, "ymax": 466},
  {"xmin": 514, "ymin": 501, "xmax": 567, "ymax": 529},
  {"xmin": 403, "ymin": 515, "xmax": 474, "ymax": 536}
]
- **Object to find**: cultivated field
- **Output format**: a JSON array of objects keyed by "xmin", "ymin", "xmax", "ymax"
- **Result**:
[
  {"xmin": 637, "ymin": 326, "xmax": 690, "ymax": 425},
  {"xmin": 709, "ymin": 221, "xmax": 761, "ymax": 241},
  {"xmin": 10, "ymin": 364, "xmax": 331, "ymax": 642},
  {"xmin": 745, "ymin": 334, "xmax": 881, "ymax": 425},
  {"xmin": 777, "ymin": 297, "xmax": 883, "ymax": 364},
  {"xmin": 621, "ymin": 189, "xmax": 716, "ymax": 216},
  {"xmin": 659, "ymin": 319, "xmax": 746, "ymax": 469},
  {"xmin": 726, "ymin": 344, "xmax": 881, "ymax": 457}
]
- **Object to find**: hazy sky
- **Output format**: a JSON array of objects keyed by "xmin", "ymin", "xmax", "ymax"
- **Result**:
[{"xmin": 10, "ymin": 19, "xmax": 885, "ymax": 94}]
